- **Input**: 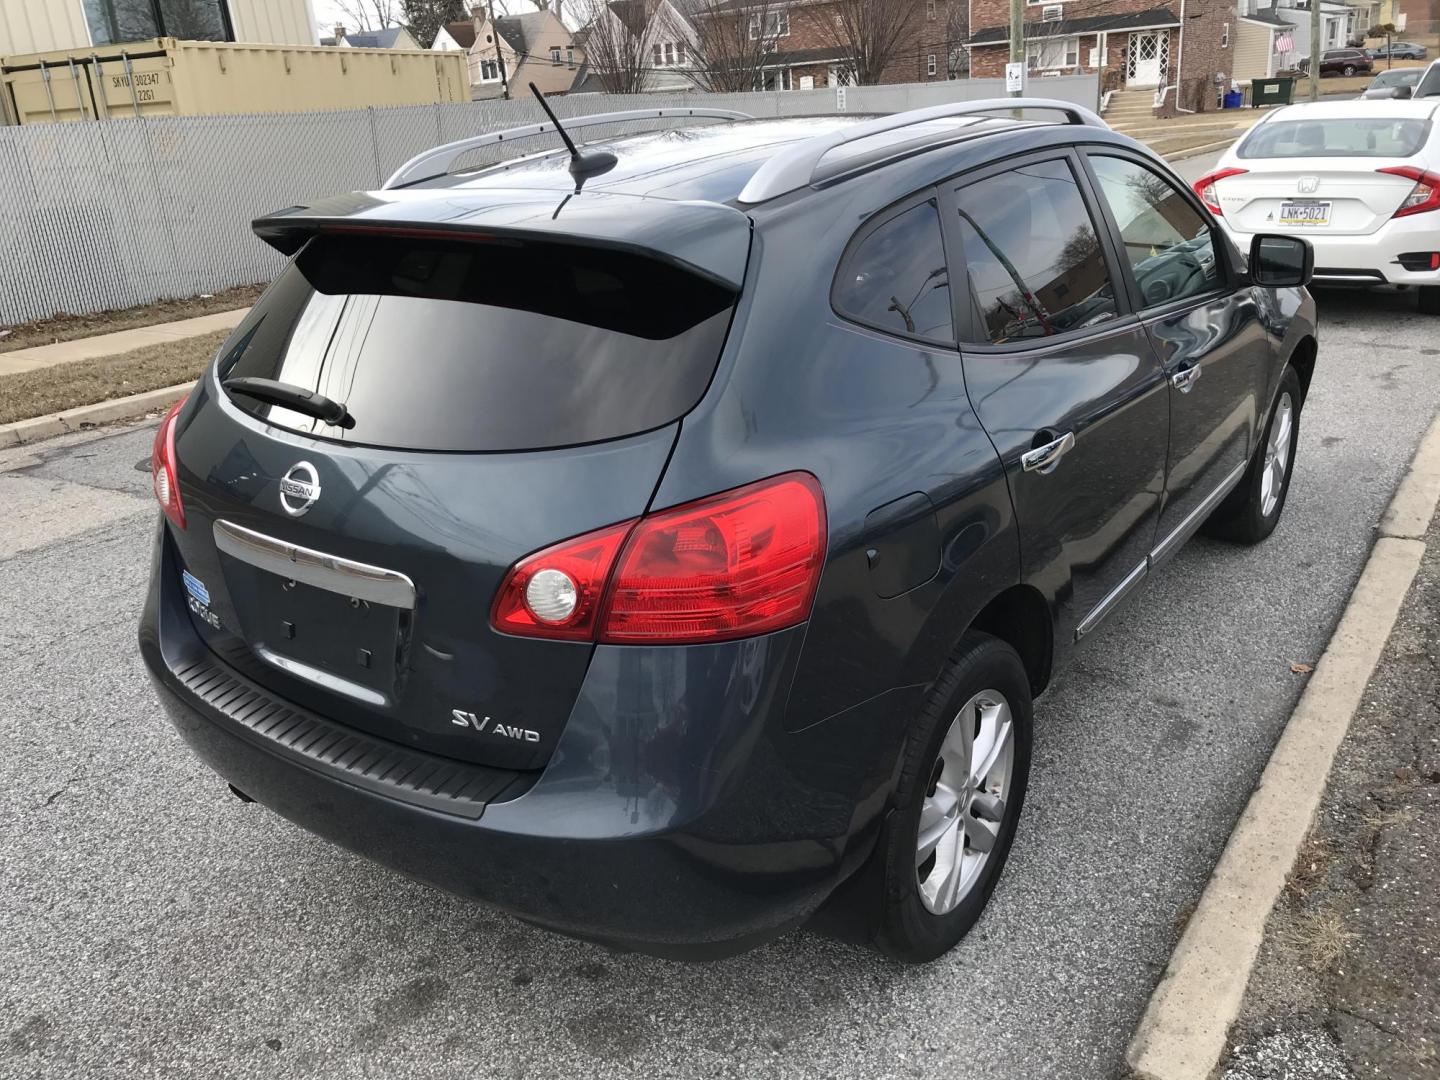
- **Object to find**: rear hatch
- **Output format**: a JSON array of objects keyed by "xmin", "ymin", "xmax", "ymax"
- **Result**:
[
  {"xmin": 1223, "ymin": 113, "xmax": 1434, "ymax": 235},
  {"xmin": 165, "ymin": 188, "xmax": 750, "ymax": 770}
]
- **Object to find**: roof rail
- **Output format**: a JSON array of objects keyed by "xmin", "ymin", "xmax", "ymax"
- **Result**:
[
  {"xmin": 383, "ymin": 107, "xmax": 755, "ymax": 189},
  {"xmin": 736, "ymin": 97, "xmax": 1107, "ymax": 205}
]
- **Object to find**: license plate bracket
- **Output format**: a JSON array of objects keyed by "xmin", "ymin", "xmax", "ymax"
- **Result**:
[{"xmin": 228, "ymin": 563, "xmax": 403, "ymax": 704}]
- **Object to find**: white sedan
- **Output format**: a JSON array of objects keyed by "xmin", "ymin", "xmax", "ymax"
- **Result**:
[{"xmin": 1194, "ymin": 100, "xmax": 1440, "ymax": 312}]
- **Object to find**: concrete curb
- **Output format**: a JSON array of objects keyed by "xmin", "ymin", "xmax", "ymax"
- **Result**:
[
  {"xmin": 0, "ymin": 382, "xmax": 192, "ymax": 449},
  {"xmin": 1125, "ymin": 412, "xmax": 1440, "ymax": 1080},
  {"xmin": 1163, "ymin": 138, "xmax": 1240, "ymax": 163}
]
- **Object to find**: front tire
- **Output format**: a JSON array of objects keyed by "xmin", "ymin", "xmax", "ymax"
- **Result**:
[
  {"xmin": 872, "ymin": 633, "xmax": 1033, "ymax": 963},
  {"xmin": 1205, "ymin": 365, "xmax": 1302, "ymax": 544},
  {"xmin": 1342, "ymin": 64, "xmax": 1357, "ymax": 75}
]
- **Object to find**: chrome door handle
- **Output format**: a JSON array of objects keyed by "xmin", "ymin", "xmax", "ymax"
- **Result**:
[
  {"xmin": 1020, "ymin": 431, "xmax": 1075, "ymax": 474},
  {"xmin": 1171, "ymin": 364, "xmax": 1203, "ymax": 393}
]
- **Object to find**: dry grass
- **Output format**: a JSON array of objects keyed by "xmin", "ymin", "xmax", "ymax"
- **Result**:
[
  {"xmin": 0, "ymin": 285, "xmax": 262, "ymax": 354},
  {"xmin": 1280, "ymin": 909, "xmax": 1358, "ymax": 972},
  {"xmin": 1283, "ymin": 835, "xmax": 1333, "ymax": 909},
  {"xmin": 0, "ymin": 329, "xmax": 228, "ymax": 424}
]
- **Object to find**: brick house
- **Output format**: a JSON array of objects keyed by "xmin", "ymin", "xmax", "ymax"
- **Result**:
[
  {"xmin": 697, "ymin": 0, "xmax": 968, "ymax": 89},
  {"xmin": 966, "ymin": 0, "xmax": 1235, "ymax": 113}
]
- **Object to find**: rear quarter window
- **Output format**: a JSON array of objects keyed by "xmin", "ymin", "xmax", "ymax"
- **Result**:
[{"xmin": 218, "ymin": 233, "xmax": 738, "ymax": 452}]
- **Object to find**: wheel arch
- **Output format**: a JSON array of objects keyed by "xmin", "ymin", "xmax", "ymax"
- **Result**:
[
  {"xmin": 967, "ymin": 583, "xmax": 1054, "ymax": 697},
  {"xmin": 1288, "ymin": 334, "xmax": 1317, "ymax": 404}
]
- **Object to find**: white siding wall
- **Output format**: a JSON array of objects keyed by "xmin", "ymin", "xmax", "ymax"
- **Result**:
[
  {"xmin": 1, "ymin": 0, "xmax": 316, "ymax": 57},
  {"xmin": 228, "ymin": 0, "xmax": 316, "ymax": 46},
  {"xmin": 1234, "ymin": 19, "xmax": 1275, "ymax": 79},
  {"xmin": 0, "ymin": 0, "xmax": 91, "ymax": 56}
]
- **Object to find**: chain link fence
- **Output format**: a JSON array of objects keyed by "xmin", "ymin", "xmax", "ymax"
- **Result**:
[{"xmin": 0, "ymin": 74, "xmax": 1097, "ymax": 326}]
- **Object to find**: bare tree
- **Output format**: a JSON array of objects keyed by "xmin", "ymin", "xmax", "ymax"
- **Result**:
[
  {"xmin": 683, "ymin": 0, "xmax": 788, "ymax": 92},
  {"xmin": 329, "ymin": 0, "xmax": 403, "ymax": 32},
  {"xmin": 943, "ymin": 1, "xmax": 968, "ymax": 78},
  {"xmin": 821, "ymin": 0, "xmax": 925, "ymax": 85},
  {"xmin": 572, "ymin": 0, "xmax": 657, "ymax": 93}
]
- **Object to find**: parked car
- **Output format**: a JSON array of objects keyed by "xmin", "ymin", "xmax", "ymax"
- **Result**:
[
  {"xmin": 1195, "ymin": 100, "xmax": 1440, "ymax": 311},
  {"xmin": 1300, "ymin": 48, "xmax": 1374, "ymax": 76},
  {"xmin": 1361, "ymin": 67, "xmax": 1424, "ymax": 98},
  {"xmin": 1367, "ymin": 41, "xmax": 1428, "ymax": 60},
  {"xmin": 140, "ymin": 98, "xmax": 1317, "ymax": 963}
]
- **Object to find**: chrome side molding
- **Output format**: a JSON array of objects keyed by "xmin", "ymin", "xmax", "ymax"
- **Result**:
[{"xmin": 213, "ymin": 519, "xmax": 416, "ymax": 610}]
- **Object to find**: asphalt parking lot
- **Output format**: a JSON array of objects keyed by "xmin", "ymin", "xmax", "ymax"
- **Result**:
[{"xmin": 2, "ymin": 289, "xmax": 1438, "ymax": 1080}]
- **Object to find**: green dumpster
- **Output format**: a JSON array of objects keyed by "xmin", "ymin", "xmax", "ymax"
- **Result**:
[{"xmin": 1250, "ymin": 76, "xmax": 1295, "ymax": 106}]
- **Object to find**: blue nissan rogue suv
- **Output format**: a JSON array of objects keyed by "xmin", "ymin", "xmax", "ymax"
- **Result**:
[{"xmin": 140, "ymin": 98, "xmax": 1317, "ymax": 962}]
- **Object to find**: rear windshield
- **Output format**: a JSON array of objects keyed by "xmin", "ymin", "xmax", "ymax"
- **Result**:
[
  {"xmin": 1371, "ymin": 69, "xmax": 1422, "ymax": 87},
  {"xmin": 219, "ymin": 233, "xmax": 737, "ymax": 452},
  {"xmin": 1237, "ymin": 117, "xmax": 1430, "ymax": 158}
]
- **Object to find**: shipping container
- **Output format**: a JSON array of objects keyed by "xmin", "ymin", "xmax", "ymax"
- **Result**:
[{"xmin": 1, "ymin": 38, "xmax": 468, "ymax": 125}]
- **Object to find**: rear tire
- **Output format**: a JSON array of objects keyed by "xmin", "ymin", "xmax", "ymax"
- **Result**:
[
  {"xmin": 1342, "ymin": 64, "xmax": 1357, "ymax": 75},
  {"xmin": 1419, "ymin": 286, "xmax": 1440, "ymax": 315},
  {"xmin": 1205, "ymin": 365, "xmax": 1302, "ymax": 544},
  {"xmin": 871, "ymin": 633, "xmax": 1032, "ymax": 963}
]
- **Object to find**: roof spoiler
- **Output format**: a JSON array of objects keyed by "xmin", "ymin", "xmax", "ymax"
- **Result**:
[{"xmin": 252, "ymin": 189, "xmax": 752, "ymax": 291}]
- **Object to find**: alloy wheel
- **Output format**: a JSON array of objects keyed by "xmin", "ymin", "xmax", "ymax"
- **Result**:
[
  {"xmin": 1260, "ymin": 391, "xmax": 1294, "ymax": 518},
  {"xmin": 915, "ymin": 689, "xmax": 1015, "ymax": 915}
]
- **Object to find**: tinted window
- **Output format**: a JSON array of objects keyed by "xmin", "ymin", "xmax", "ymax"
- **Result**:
[
  {"xmin": 1090, "ymin": 156, "xmax": 1220, "ymax": 308},
  {"xmin": 952, "ymin": 158, "xmax": 1117, "ymax": 344},
  {"xmin": 1238, "ymin": 117, "xmax": 1429, "ymax": 158},
  {"xmin": 220, "ymin": 234, "xmax": 736, "ymax": 452},
  {"xmin": 833, "ymin": 201, "xmax": 954, "ymax": 344}
]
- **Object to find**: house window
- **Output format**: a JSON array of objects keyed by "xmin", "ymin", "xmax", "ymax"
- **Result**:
[
  {"xmin": 84, "ymin": 0, "xmax": 234, "ymax": 45},
  {"xmin": 748, "ymin": 10, "xmax": 790, "ymax": 39},
  {"xmin": 566, "ymin": 45, "xmax": 574, "ymax": 67},
  {"xmin": 550, "ymin": 46, "xmax": 561, "ymax": 65},
  {"xmin": 653, "ymin": 42, "xmax": 663, "ymax": 64},
  {"xmin": 1221, "ymin": 21, "xmax": 1229, "ymax": 47},
  {"xmin": 675, "ymin": 41, "xmax": 685, "ymax": 63},
  {"xmin": 664, "ymin": 42, "xmax": 674, "ymax": 64},
  {"xmin": 927, "ymin": 54, "xmax": 937, "ymax": 75},
  {"xmin": 762, "ymin": 68, "xmax": 793, "ymax": 90},
  {"xmin": 1025, "ymin": 36, "xmax": 1079, "ymax": 69},
  {"xmin": 927, "ymin": 0, "xmax": 936, "ymax": 18},
  {"xmin": 479, "ymin": 58, "xmax": 501, "ymax": 81}
]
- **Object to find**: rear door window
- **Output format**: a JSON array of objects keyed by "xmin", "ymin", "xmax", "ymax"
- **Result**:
[
  {"xmin": 951, "ymin": 157, "xmax": 1120, "ymax": 344},
  {"xmin": 219, "ymin": 233, "xmax": 738, "ymax": 452},
  {"xmin": 832, "ymin": 200, "xmax": 955, "ymax": 345}
]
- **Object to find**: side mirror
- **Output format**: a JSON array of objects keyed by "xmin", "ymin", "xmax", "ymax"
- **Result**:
[
  {"xmin": 1249, "ymin": 234, "xmax": 1313, "ymax": 288},
  {"xmin": 1391, "ymin": 85, "xmax": 1414, "ymax": 98}
]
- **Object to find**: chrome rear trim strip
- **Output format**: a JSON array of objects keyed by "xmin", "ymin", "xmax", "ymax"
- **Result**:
[
  {"xmin": 256, "ymin": 647, "xmax": 389, "ymax": 708},
  {"xmin": 213, "ymin": 519, "xmax": 416, "ymax": 610}
]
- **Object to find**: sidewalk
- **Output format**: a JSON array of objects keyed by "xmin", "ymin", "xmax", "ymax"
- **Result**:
[
  {"xmin": 0, "ymin": 308, "xmax": 248, "ymax": 377},
  {"xmin": 1221, "ymin": 503, "xmax": 1440, "ymax": 1079}
]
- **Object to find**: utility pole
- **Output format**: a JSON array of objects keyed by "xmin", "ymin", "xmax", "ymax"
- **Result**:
[
  {"xmin": 1308, "ymin": 0, "xmax": 1320, "ymax": 101},
  {"xmin": 489, "ymin": 0, "xmax": 510, "ymax": 99},
  {"xmin": 1009, "ymin": 0, "xmax": 1025, "ymax": 96}
]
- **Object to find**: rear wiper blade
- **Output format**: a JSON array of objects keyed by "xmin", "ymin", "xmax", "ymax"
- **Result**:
[{"xmin": 222, "ymin": 376, "xmax": 354, "ymax": 428}]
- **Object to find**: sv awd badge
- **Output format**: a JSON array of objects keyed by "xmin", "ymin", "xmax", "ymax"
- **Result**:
[{"xmin": 451, "ymin": 710, "xmax": 540, "ymax": 743}]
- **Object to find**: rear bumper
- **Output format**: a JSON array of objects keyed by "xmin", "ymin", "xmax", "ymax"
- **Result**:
[
  {"xmin": 139, "ymin": 523, "xmax": 882, "ymax": 958},
  {"xmin": 1224, "ymin": 219, "xmax": 1440, "ymax": 287}
]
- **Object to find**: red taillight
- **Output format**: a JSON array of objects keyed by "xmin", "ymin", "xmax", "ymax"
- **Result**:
[
  {"xmin": 151, "ymin": 397, "xmax": 187, "ymax": 530},
  {"xmin": 1193, "ymin": 167, "xmax": 1248, "ymax": 216},
  {"xmin": 491, "ymin": 519, "xmax": 634, "ymax": 642},
  {"xmin": 490, "ymin": 473, "xmax": 827, "ymax": 645},
  {"xmin": 1378, "ymin": 166, "xmax": 1440, "ymax": 217},
  {"xmin": 602, "ymin": 473, "xmax": 827, "ymax": 644}
]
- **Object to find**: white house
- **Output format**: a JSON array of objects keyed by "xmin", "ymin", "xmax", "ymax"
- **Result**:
[{"xmin": 573, "ymin": 0, "xmax": 701, "ymax": 92}]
